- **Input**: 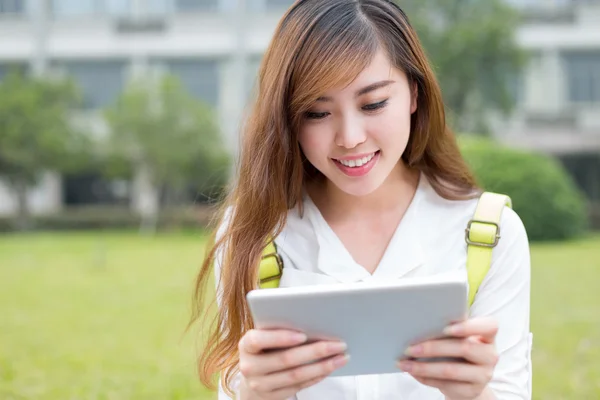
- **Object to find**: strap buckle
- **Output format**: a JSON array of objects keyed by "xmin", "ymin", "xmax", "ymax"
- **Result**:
[
  {"xmin": 258, "ymin": 251, "xmax": 283, "ymax": 285},
  {"xmin": 465, "ymin": 219, "xmax": 501, "ymax": 248}
]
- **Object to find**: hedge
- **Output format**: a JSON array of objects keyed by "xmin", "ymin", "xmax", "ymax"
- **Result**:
[
  {"xmin": 459, "ymin": 135, "xmax": 588, "ymax": 241},
  {"xmin": 0, "ymin": 205, "xmax": 215, "ymax": 233}
]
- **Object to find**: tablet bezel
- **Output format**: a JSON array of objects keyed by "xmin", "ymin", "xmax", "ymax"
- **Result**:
[{"xmin": 246, "ymin": 277, "xmax": 469, "ymax": 377}]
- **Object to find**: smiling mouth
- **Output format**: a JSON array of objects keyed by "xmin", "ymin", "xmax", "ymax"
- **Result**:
[{"xmin": 333, "ymin": 151, "xmax": 379, "ymax": 168}]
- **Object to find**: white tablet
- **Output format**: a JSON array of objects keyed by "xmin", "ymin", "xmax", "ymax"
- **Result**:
[{"xmin": 246, "ymin": 275, "xmax": 468, "ymax": 377}]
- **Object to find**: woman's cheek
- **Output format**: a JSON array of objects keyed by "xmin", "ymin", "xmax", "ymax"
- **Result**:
[{"xmin": 299, "ymin": 128, "xmax": 330, "ymax": 161}]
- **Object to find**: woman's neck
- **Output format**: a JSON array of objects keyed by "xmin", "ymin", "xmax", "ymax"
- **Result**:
[{"xmin": 308, "ymin": 162, "xmax": 420, "ymax": 222}]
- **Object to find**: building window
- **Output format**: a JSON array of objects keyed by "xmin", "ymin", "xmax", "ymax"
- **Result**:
[
  {"xmin": 51, "ymin": 0, "xmax": 100, "ymax": 17},
  {"xmin": 175, "ymin": 0, "xmax": 218, "ymax": 12},
  {"xmin": 139, "ymin": 0, "xmax": 170, "ymax": 15},
  {"xmin": 563, "ymin": 52, "xmax": 600, "ymax": 104},
  {"xmin": 107, "ymin": 0, "xmax": 132, "ymax": 16},
  {"xmin": 63, "ymin": 173, "xmax": 130, "ymax": 205},
  {"xmin": 0, "ymin": 0, "xmax": 24, "ymax": 14},
  {"xmin": 265, "ymin": 0, "xmax": 294, "ymax": 8},
  {"xmin": 51, "ymin": 0, "xmax": 134, "ymax": 17},
  {"xmin": 162, "ymin": 59, "xmax": 220, "ymax": 106},
  {"xmin": 56, "ymin": 60, "xmax": 127, "ymax": 109}
]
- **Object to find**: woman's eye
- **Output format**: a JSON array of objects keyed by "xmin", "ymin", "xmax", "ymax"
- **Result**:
[
  {"xmin": 362, "ymin": 99, "xmax": 388, "ymax": 112},
  {"xmin": 304, "ymin": 100, "xmax": 388, "ymax": 119},
  {"xmin": 305, "ymin": 111, "xmax": 330, "ymax": 120}
]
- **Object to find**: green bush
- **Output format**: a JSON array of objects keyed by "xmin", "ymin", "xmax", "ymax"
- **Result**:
[
  {"xmin": 590, "ymin": 204, "xmax": 600, "ymax": 231},
  {"xmin": 0, "ymin": 205, "xmax": 215, "ymax": 233},
  {"xmin": 459, "ymin": 135, "xmax": 588, "ymax": 241}
]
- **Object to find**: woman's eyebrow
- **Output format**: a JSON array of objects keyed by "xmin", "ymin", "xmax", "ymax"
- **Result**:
[
  {"xmin": 316, "ymin": 79, "xmax": 395, "ymax": 102},
  {"xmin": 355, "ymin": 79, "xmax": 395, "ymax": 97}
]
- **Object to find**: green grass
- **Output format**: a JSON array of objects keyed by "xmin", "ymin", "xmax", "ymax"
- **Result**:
[
  {"xmin": 529, "ymin": 235, "xmax": 600, "ymax": 398},
  {"xmin": 1, "ymin": 231, "xmax": 599, "ymax": 399},
  {"xmin": 0, "ymin": 232, "xmax": 214, "ymax": 400}
]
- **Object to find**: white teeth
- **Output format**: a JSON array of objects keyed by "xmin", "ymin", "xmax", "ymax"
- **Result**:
[{"xmin": 337, "ymin": 152, "xmax": 376, "ymax": 168}]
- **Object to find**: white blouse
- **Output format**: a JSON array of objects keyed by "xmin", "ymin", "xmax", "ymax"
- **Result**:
[{"xmin": 216, "ymin": 174, "xmax": 533, "ymax": 400}]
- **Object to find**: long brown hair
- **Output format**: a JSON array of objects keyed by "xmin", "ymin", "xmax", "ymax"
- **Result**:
[{"xmin": 191, "ymin": 0, "xmax": 479, "ymax": 395}]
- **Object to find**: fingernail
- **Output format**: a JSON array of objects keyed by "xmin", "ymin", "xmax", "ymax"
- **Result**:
[
  {"xmin": 444, "ymin": 324, "xmax": 461, "ymax": 335},
  {"xmin": 333, "ymin": 354, "xmax": 350, "ymax": 367},
  {"xmin": 397, "ymin": 361, "xmax": 413, "ymax": 372},
  {"xmin": 405, "ymin": 345, "xmax": 422, "ymax": 356},
  {"xmin": 292, "ymin": 333, "xmax": 307, "ymax": 342},
  {"xmin": 329, "ymin": 342, "xmax": 348, "ymax": 352}
]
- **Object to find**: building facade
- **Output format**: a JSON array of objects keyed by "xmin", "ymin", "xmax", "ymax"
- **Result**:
[
  {"xmin": 0, "ymin": 0, "xmax": 598, "ymax": 215},
  {"xmin": 502, "ymin": 0, "xmax": 600, "ymax": 204}
]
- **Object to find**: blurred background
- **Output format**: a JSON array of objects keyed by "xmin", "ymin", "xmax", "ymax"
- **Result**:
[{"xmin": 0, "ymin": 0, "xmax": 598, "ymax": 399}]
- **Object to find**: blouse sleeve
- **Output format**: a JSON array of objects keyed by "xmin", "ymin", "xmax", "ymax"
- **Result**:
[{"xmin": 469, "ymin": 207, "xmax": 533, "ymax": 400}]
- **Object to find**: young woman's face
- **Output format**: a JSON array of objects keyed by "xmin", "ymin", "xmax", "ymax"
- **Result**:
[{"xmin": 298, "ymin": 49, "xmax": 417, "ymax": 197}]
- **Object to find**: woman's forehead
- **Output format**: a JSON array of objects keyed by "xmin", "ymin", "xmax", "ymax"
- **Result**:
[{"xmin": 317, "ymin": 49, "xmax": 404, "ymax": 98}]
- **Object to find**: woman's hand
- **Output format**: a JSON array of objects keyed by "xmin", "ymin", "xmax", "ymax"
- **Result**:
[
  {"xmin": 238, "ymin": 329, "xmax": 349, "ymax": 400},
  {"xmin": 397, "ymin": 317, "xmax": 499, "ymax": 400}
]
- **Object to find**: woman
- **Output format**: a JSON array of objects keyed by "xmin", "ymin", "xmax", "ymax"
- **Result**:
[{"xmin": 192, "ymin": 0, "xmax": 532, "ymax": 399}]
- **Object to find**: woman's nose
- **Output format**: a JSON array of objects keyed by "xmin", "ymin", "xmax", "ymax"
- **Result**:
[{"xmin": 334, "ymin": 115, "xmax": 367, "ymax": 149}]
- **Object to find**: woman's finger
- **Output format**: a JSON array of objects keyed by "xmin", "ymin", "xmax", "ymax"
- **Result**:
[
  {"xmin": 405, "ymin": 338, "xmax": 498, "ymax": 365},
  {"xmin": 248, "ymin": 353, "xmax": 349, "ymax": 392},
  {"xmin": 397, "ymin": 360, "xmax": 492, "ymax": 383},
  {"xmin": 444, "ymin": 317, "xmax": 499, "ymax": 343},
  {"xmin": 239, "ymin": 329, "xmax": 307, "ymax": 355},
  {"xmin": 243, "ymin": 340, "xmax": 348, "ymax": 376}
]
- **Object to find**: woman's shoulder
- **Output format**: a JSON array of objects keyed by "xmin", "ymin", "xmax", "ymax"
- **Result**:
[
  {"xmin": 273, "ymin": 198, "xmax": 321, "ymax": 258},
  {"xmin": 212, "ymin": 200, "xmax": 318, "ymax": 253},
  {"xmin": 419, "ymin": 176, "xmax": 528, "ymax": 246}
]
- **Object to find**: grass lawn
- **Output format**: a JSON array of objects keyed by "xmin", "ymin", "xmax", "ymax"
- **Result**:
[
  {"xmin": 1, "ymin": 231, "xmax": 599, "ymax": 399},
  {"xmin": 0, "ymin": 232, "xmax": 213, "ymax": 400}
]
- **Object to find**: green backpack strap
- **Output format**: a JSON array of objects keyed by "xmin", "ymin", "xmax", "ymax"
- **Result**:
[
  {"xmin": 465, "ymin": 191, "xmax": 512, "ymax": 308},
  {"xmin": 258, "ymin": 241, "xmax": 283, "ymax": 289}
]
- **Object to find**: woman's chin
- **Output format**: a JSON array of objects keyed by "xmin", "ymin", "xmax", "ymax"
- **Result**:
[{"xmin": 327, "ymin": 176, "xmax": 385, "ymax": 198}]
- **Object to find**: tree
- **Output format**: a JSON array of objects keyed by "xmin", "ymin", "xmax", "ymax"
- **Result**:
[
  {"xmin": 0, "ymin": 70, "xmax": 87, "ymax": 230},
  {"xmin": 399, "ymin": 0, "xmax": 527, "ymax": 134},
  {"xmin": 103, "ymin": 73, "xmax": 230, "ymax": 233}
]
